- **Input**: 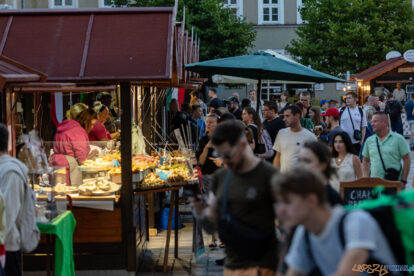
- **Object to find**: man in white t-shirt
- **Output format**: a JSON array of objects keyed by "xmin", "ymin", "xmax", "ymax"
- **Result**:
[
  {"xmin": 393, "ymin": 83, "xmax": 406, "ymax": 103},
  {"xmin": 273, "ymin": 105, "xmax": 316, "ymax": 172},
  {"xmin": 272, "ymin": 168, "xmax": 399, "ymax": 276},
  {"xmin": 340, "ymin": 92, "xmax": 367, "ymax": 154}
]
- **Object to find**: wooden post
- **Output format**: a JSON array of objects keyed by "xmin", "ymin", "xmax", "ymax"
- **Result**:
[
  {"xmin": 33, "ymin": 92, "xmax": 40, "ymax": 131},
  {"xmin": 120, "ymin": 82, "xmax": 136, "ymax": 271},
  {"xmin": 174, "ymin": 190, "xmax": 179, "ymax": 258},
  {"xmin": 5, "ymin": 88, "xmax": 16, "ymax": 156}
]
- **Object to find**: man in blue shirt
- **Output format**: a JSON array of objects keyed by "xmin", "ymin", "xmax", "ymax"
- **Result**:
[
  {"xmin": 191, "ymin": 105, "xmax": 206, "ymax": 140},
  {"xmin": 405, "ymin": 93, "xmax": 414, "ymax": 148}
]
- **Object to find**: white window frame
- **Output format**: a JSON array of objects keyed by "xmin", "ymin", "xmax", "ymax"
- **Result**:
[
  {"xmin": 99, "ymin": 0, "xmax": 114, "ymax": 8},
  {"xmin": 49, "ymin": 0, "xmax": 78, "ymax": 8},
  {"xmin": 258, "ymin": 0, "xmax": 284, "ymax": 25},
  {"xmin": 297, "ymin": 0, "xmax": 305, "ymax": 24},
  {"xmin": 12, "ymin": 0, "xmax": 17, "ymax": 9},
  {"xmin": 223, "ymin": 0, "xmax": 243, "ymax": 18},
  {"xmin": 313, "ymin": 83, "xmax": 324, "ymax": 91}
]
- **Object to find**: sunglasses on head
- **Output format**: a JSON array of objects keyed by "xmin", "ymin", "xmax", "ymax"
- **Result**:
[{"xmin": 99, "ymin": 105, "xmax": 107, "ymax": 113}]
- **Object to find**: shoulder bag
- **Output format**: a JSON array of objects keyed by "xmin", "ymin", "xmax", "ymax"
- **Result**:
[
  {"xmin": 218, "ymin": 171, "xmax": 272, "ymax": 259},
  {"xmin": 376, "ymin": 137, "xmax": 401, "ymax": 181},
  {"xmin": 347, "ymin": 107, "xmax": 363, "ymax": 141}
]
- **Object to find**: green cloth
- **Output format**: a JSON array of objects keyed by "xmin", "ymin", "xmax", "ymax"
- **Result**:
[
  {"xmin": 347, "ymin": 188, "xmax": 414, "ymax": 266},
  {"xmin": 362, "ymin": 131, "xmax": 410, "ymax": 179},
  {"xmin": 37, "ymin": 211, "xmax": 76, "ymax": 276},
  {"xmin": 300, "ymin": 118, "xmax": 314, "ymax": 130}
]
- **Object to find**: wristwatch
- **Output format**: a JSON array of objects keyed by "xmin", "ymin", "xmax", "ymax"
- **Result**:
[{"xmin": 401, "ymin": 180, "xmax": 407, "ymax": 184}]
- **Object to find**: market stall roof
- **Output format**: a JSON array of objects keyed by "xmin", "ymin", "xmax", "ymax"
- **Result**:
[
  {"xmin": 0, "ymin": 8, "xmax": 176, "ymax": 82},
  {"xmin": 0, "ymin": 55, "xmax": 46, "ymax": 89},
  {"xmin": 9, "ymin": 84, "xmax": 117, "ymax": 93},
  {"xmin": 353, "ymin": 57, "xmax": 407, "ymax": 82}
]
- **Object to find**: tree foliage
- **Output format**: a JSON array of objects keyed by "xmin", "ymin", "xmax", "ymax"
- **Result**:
[
  {"xmin": 286, "ymin": 0, "xmax": 414, "ymax": 75},
  {"xmin": 130, "ymin": 0, "xmax": 256, "ymax": 61}
]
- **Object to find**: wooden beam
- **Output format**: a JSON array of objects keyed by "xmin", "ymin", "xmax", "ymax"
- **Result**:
[
  {"xmin": 1, "ymin": 74, "xmax": 41, "ymax": 83},
  {"xmin": 0, "ymin": 17, "xmax": 13, "ymax": 56},
  {"xmin": 6, "ymin": 82, "xmax": 76, "ymax": 89},
  {"xmin": 120, "ymin": 82, "xmax": 135, "ymax": 271},
  {"xmin": 9, "ymin": 85, "xmax": 117, "ymax": 93},
  {"xmin": 0, "ymin": 56, "xmax": 47, "ymax": 81},
  {"xmin": 80, "ymin": 14, "xmax": 94, "ymax": 78}
]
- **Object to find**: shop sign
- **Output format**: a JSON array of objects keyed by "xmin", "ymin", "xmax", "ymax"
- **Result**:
[
  {"xmin": 403, "ymin": 50, "xmax": 414, "ymax": 62},
  {"xmin": 386, "ymin": 51, "xmax": 401, "ymax": 60}
]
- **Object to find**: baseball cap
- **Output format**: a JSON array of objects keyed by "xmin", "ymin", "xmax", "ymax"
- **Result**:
[
  {"xmin": 321, "ymin": 108, "xmax": 340, "ymax": 119},
  {"xmin": 226, "ymin": 96, "xmax": 238, "ymax": 103},
  {"xmin": 320, "ymin": 99, "xmax": 328, "ymax": 106}
]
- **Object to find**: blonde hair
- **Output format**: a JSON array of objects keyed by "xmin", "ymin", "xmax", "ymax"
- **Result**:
[
  {"xmin": 93, "ymin": 101, "xmax": 109, "ymax": 114},
  {"xmin": 66, "ymin": 103, "xmax": 88, "ymax": 120},
  {"xmin": 366, "ymin": 108, "xmax": 374, "ymax": 122}
]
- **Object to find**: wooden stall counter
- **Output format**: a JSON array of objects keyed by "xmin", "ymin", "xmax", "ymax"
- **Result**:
[{"xmin": 26, "ymin": 194, "xmax": 127, "ymax": 271}]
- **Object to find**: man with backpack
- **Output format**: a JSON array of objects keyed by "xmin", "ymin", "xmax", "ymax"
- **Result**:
[
  {"xmin": 339, "ymin": 92, "xmax": 367, "ymax": 154},
  {"xmin": 385, "ymin": 94, "xmax": 404, "ymax": 135},
  {"xmin": 272, "ymin": 168, "xmax": 399, "ymax": 276},
  {"xmin": 262, "ymin": 101, "xmax": 285, "ymax": 162},
  {"xmin": 362, "ymin": 112, "xmax": 410, "ymax": 187},
  {"xmin": 0, "ymin": 124, "xmax": 40, "ymax": 275},
  {"xmin": 190, "ymin": 120, "xmax": 278, "ymax": 276}
]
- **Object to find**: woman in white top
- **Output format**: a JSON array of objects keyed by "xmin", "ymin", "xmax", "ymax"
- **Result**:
[{"xmin": 331, "ymin": 131, "xmax": 362, "ymax": 182}]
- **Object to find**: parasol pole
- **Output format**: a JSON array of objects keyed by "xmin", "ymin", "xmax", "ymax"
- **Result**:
[{"xmin": 256, "ymin": 73, "xmax": 263, "ymax": 113}]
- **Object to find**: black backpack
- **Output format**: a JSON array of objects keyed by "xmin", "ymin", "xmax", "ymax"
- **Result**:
[
  {"xmin": 304, "ymin": 209, "xmax": 407, "ymax": 276},
  {"xmin": 386, "ymin": 101, "xmax": 401, "ymax": 119}
]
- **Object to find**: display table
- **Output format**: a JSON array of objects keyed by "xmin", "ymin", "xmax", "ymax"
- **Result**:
[
  {"xmin": 135, "ymin": 186, "xmax": 180, "ymax": 272},
  {"xmin": 37, "ymin": 195, "xmax": 119, "ymax": 211},
  {"xmin": 37, "ymin": 211, "xmax": 76, "ymax": 276}
]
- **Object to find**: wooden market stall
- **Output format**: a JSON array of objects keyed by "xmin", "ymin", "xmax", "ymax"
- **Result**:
[
  {"xmin": 353, "ymin": 57, "xmax": 413, "ymax": 103},
  {"xmin": 0, "ymin": 5, "xmax": 202, "ymax": 272}
]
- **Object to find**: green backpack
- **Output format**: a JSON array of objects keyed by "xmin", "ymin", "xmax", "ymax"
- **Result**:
[{"xmin": 346, "ymin": 187, "xmax": 414, "ymax": 272}]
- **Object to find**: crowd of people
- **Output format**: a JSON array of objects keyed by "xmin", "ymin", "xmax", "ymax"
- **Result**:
[
  {"xmin": 187, "ymin": 86, "xmax": 412, "ymax": 275},
  {"xmin": 180, "ymin": 88, "xmax": 412, "ymax": 187},
  {"xmin": 0, "ymin": 84, "xmax": 411, "ymax": 275}
]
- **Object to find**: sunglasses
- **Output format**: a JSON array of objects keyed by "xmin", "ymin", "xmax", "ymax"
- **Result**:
[{"xmin": 213, "ymin": 142, "xmax": 242, "ymax": 160}]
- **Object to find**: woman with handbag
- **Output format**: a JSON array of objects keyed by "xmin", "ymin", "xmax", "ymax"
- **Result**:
[{"xmin": 242, "ymin": 107, "xmax": 274, "ymax": 159}]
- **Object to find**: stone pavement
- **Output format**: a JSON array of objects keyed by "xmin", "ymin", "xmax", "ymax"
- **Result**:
[
  {"xmin": 406, "ymin": 150, "xmax": 414, "ymax": 189},
  {"xmin": 137, "ymin": 214, "xmax": 225, "ymax": 276}
]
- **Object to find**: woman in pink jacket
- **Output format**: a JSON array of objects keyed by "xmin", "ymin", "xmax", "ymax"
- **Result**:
[
  {"xmin": 89, "ymin": 101, "xmax": 120, "ymax": 142},
  {"xmin": 51, "ymin": 106, "xmax": 97, "ymax": 186}
]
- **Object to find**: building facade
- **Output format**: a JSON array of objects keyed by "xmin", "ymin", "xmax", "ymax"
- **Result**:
[
  {"xmin": 0, "ymin": 0, "xmax": 114, "ymax": 9},
  {"xmin": 219, "ymin": 0, "xmax": 343, "ymax": 103}
]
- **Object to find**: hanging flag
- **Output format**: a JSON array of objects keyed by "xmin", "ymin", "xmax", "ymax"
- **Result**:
[
  {"xmin": 51, "ymin": 92, "xmax": 64, "ymax": 127},
  {"xmin": 177, "ymin": 88, "xmax": 185, "ymax": 107}
]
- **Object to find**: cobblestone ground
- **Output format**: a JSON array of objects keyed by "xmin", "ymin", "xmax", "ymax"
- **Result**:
[{"xmin": 137, "ymin": 213, "xmax": 225, "ymax": 276}]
